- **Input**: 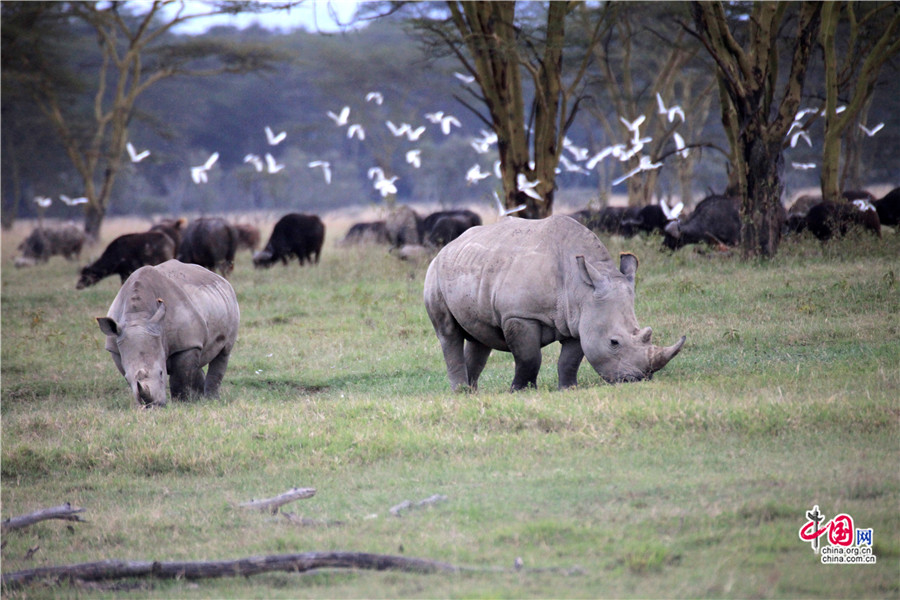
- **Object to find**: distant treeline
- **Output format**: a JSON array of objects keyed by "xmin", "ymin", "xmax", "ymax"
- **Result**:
[{"xmin": 3, "ymin": 8, "xmax": 898, "ymax": 223}]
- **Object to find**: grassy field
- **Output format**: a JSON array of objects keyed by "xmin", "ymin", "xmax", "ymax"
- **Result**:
[{"xmin": 1, "ymin": 214, "xmax": 898, "ymax": 599}]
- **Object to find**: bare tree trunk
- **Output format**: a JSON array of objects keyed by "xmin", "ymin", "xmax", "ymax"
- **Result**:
[
  {"xmin": 690, "ymin": 1, "xmax": 821, "ymax": 258},
  {"xmin": 1, "ymin": 134, "xmax": 22, "ymax": 230},
  {"xmin": 740, "ymin": 134, "xmax": 785, "ymax": 257},
  {"xmin": 444, "ymin": 1, "xmax": 595, "ymax": 219},
  {"xmin": 840, "ymin": 97, "xmax": 869, "ymax": 191},
  {"xmin": 83, "ymin": 198, "xmax": 107, "ymax": 241}
]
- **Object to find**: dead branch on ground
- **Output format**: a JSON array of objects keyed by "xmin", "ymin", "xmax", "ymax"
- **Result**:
[
  {"xmin": 238, "ymin": 487, "xmax": 316, "ymax": 514},
  {"xmin": 2, "ymin": 551, "xmax": 460, "ymax": 589},
  {"xmin": 2, "ymin": 503, "xmax": 86, "ymax": 533}
]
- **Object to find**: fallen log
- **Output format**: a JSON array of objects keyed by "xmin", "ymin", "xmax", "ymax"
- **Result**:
[
  {"xmin": 239, "ymin": 487, "xmax": 316, "ymax": 514},
  {"xmin": 2, "ymin": 551, "xmax": 460, "ymax": 589},
  {"xmin": 2, "ymin": 503, "xmax": 86, "ymax": 533}
]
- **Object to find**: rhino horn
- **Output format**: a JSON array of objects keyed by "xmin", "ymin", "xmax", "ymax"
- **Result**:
[
  {"xmin": 649, "ymin": 336, "xmax": 686, "ymax": 373},
  {"xmin": 135, "ymin": 369, "xmax": 154, "ymax": 405}
]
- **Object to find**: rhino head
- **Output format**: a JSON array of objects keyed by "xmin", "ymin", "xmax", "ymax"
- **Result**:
[
  {"xmin": 575, "ymin": 254, "xmax": 685, "ymax": 383},
  {"xmin": 97, "ymin": 299, "xmax": 169, "ymax": 407}
]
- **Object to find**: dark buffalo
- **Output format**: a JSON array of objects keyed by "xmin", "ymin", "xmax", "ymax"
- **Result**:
[
  {"xmin": 424, "ymin": 209, "xmax": 482, "ymax": 248},
  {"xmin": 873, "ymin": 188, "xmax": 899, "ymax": 227},
  {"xmin": 422, "ymin": 209, "xmax": 482, "ymax": 234},
  {"xmin": 426, "ymin": 216, "xmax": 472, "ymax": 247},
  {"xmin": 663, "ymin": 195, "xmax": 742, "ymax": 250},
  {"xmin": 177, "ymin": 217, "xmax": 239, "ymax": 277},
  {"xmin": 341, "ymin": 221, "xmax": 390, "ymax": 245},
  {"xmin": 253, "ymin": 213, "xmax": 325, "ymax": 268},
  {"xmin": 788, "ymin": 190, "xmax": 883, "ymax": 235},
  {"xmin": 15, "ymin": 224, "xmax": 85, "ymax": 268},
  {"xmin": 621, "ymin": 204, "xmax": 669, "ymax": 237},
  {"xmin": 804, "ymin": 201, "xmax": 881, "ymax": 241},
  {"xmin": 76, "ymin": 231, "xmax": 175, "ymax": 289},
  {"xmin": 570, "ymin": 207, "xmax": 627, "ymax": 236},
  {"xmin": 234, "ymin": 223, "xmax": 261, "ymax": 252},
  {"xmin": 149, "ymin": 218, "xmax": 186, "ymax": 254}
]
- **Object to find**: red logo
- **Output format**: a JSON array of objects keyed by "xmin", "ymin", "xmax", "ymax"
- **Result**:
[{"xmin": 799, "ymin": 506, "xmax": 855, "ymax": 551}]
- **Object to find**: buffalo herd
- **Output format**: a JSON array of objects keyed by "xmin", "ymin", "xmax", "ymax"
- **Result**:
[
  {"xmin": 11, "ymin": 186, "xmax": 899, "ymax": 289},
  {"xmin": 570, "ymin": 187, "xmax": 898, "ymax": 250},
  {"xmin": 67, "ymin": 214, "xmax": 331, "ymax": 289},
  {"xmin": 340, "ymin": 207, "xmax": 482, "ymax": 252}
]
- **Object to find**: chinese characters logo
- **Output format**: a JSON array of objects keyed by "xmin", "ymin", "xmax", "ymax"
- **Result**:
[{"xmin": 799, "ymin": 505, "xmax": 876, "ymax": 564}]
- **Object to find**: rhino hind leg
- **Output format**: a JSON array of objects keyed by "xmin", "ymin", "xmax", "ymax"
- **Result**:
[
  {"xmin": 425, "ymin": 285, "xmax": 470, "ymax": 391},
  {"xmin": 503, "ymin": 318, "xmax": 543, "ymax": 391},
  {"xmin": 169, "ymin": 349, "xmax": 205, "ymax": 400},
  {"xmin": 436, "ymin": 328, "xmax": 469, "ymax": 391},
  {"xmin": 557, "ymin": 338, "xmax": 585, "ymax": 389},
  {"xmin": 464, "ymin": 340, "xmax": 492, "ymax": 390},
  {"xmin": 204, "ymin": 349, "xmax": 232, "ymax": 398}
]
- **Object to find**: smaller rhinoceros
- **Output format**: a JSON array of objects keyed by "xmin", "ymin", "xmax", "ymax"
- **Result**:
[
  {"xmin": 424, "ymin": 215, "xmax": 685, "ymax": 391},
  {"xmin": 97, "ymin": 260, "xmax": 240, "ymax": 407}
]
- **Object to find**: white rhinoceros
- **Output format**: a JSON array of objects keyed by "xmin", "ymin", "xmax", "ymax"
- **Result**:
[
  {"xmin": 97, "ymin": 259, "xmax": 240, "ymax": 407},
  {"xmin": 424, "ymin": 215, "xmax": 685, "ymax": 391}
]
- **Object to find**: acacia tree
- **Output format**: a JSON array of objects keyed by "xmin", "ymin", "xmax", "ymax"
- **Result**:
[
  {"xmin": 818, "ymin": 2, "xmax": 900, "ymax": 202},
  {"xmin": 3, "ymin": 1, "xmax": 289, "ymax": 239},
  {"xmin": 406, "ymin": 1, "xmax": 600, "ymax": 218},
  {"xmin": 688, "ymin": 1, "xmax": 822, "ymax": 258}
]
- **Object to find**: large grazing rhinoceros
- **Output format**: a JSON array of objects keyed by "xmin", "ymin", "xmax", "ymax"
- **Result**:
[
  {"xmin": 97, "ymin": 260, "xmax": 240, "ymax": 407},
  {"xmin": 424, "ymin": 215, "xmax": 685, "ymax": 391}
]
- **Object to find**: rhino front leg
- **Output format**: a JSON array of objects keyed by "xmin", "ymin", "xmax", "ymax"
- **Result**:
[
  {"xmin": 464, "ymin": 340, "xmax": 492, "ymax": 390},
  {"xmin": 169, "ymin": 349, "xmax": 205, "ymax": 400},
  {"xmin": 204, "ymin": 348, "xmax": 232, "ymax": 397},
  {"xmin": 503, "ymin": 318, "xmax": 542, "ymax": 391},
  {"xmin": 557, "ymin": 338, "xmax": 584, "ymax": 389}
]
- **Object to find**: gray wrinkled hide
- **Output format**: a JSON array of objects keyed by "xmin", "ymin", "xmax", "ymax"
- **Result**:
[
  {"xmin": 424, "ymin": 216, "xmax": 684, "ymax": 391},
  {"xmin": 97, "ymin": 260, "xmax": 240, "ymax": 407}
]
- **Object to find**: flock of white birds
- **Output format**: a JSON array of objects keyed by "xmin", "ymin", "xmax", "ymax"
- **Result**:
[{"xmin": 34, "ymin": 72, "xmax": 886, "ymax": 214}]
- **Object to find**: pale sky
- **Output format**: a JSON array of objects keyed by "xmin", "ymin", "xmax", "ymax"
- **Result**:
[{"xmin": 168, "ymin": 1, "xmax": 362, "ymax": 34}]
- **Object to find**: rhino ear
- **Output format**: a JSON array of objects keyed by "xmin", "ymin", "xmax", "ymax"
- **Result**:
[
  {"xmin": 97, "ymin": 317, "xmax": 120, "ymax": 337},
  {"xmin": 575, "ymin": 256, "xmax": 611, "ymax": 294},
  {"xmin": 619, "ymin": 253, "xmax": 639, "ymax": 285}
]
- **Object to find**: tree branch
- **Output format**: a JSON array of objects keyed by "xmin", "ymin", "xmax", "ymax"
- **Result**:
[
  {"xmin": 239, "ymin": 487, "xmax": 316, "ymax": 514},
  {"xmin": 2, "ymin": 503, "xmax": 87, "ymax": 533}
]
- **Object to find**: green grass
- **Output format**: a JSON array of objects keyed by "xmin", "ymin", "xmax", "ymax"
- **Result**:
[{"xmin": 1, "ymin": 219, "xmax": 898, "ymax": 598}]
